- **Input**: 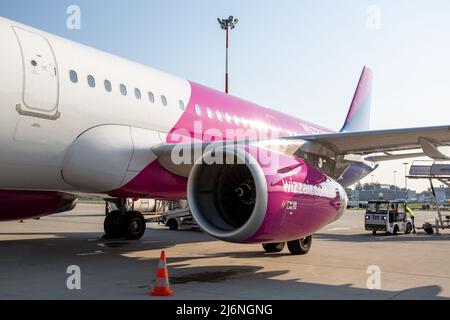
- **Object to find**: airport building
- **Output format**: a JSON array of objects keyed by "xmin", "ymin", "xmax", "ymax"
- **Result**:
[{"xmin": 351, "ymin": 186, "xmax": 417, "ymax": 202}]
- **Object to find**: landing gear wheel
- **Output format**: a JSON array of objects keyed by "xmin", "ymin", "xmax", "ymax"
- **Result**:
[
  {"xmin": 393, "ymin": 225, "xmax": 399, "ymax": 236},
  {"xmin": 405, "ymin": 223, "xmax": 413, "ymax": 235},
  {"xmin": 262, "ymin": 242, "xmax": 285, "ymax": 253},
  {"xmin": 104, "ymin": 210, "xmax": 122, "ymax": 239},
  {"xmin": 425, "ymin": 227, "xmax": 434, "ymax": 235},
  {"xmin": 372, "ymin": 231, "xmax": 377, "ymax": 235},
  {"xmin": 287, "ymin": 236, "xmax": 312, "ymax": 255},
  {"xmin": 120, "ymin": 211, "xmax": 146, "ymax": 240},
  {"xmin": 167, "ymin": 219, "xmax": 179, "ymax": 231}
]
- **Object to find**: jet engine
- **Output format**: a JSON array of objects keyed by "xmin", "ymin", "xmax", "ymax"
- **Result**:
[{"xmin": 188, "ymin": 145, "xmax": 347, "ymax": 244}]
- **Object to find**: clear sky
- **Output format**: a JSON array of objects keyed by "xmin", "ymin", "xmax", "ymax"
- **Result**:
[{"xmin": 2, "ymin": 0, "xmax": 450, "ymax": 191}]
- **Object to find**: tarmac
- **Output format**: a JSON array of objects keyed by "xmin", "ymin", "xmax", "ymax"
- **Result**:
[{"xmin": 1, "ymin": 203, "xmax": 450, "ymax": 300}]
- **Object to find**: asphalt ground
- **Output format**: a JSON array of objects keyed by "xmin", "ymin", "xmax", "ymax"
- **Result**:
[{"xmin": 1, "ymin": 203, "xmax": 449, "ymax": 300}]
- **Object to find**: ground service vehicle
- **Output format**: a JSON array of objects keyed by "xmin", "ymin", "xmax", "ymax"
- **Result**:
[{"xmin": 365, "ymin": 201, "xmax": 413, "ymax": 235}]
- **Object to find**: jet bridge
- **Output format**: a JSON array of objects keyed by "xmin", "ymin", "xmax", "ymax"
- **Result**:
[{"xmin": 408, "ymin": 160, "xmax": 450, "ymax": 234}]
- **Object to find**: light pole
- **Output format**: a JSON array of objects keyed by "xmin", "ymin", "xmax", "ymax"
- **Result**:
[
  {"xmin": 394, "ymin": 170, "xmax": 397, "ymax": 200},
  {"xmin": 403, "ymin": 162, "xmax": 409, "ymax": 200},
  {"xmin": 371, "ymin": 174, "xmax": 375, "ymax": 200},
  {"xmin": 218, "ymin": 16, "xmax": 238, "ymax": 94}
]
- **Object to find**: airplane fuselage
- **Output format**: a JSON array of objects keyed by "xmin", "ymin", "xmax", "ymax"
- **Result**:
[
  {"xmin": 0, "ymin": 16, "xmax": 372, "ymax": 239},
  {"xmin": 0, "ymin": 17, "xmax": 359, "ymax": 193}
]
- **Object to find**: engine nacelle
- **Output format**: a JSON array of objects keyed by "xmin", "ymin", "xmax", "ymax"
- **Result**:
[{"xmin": 188, "ymin": 145, "xmax": 347, "ymax": 244}]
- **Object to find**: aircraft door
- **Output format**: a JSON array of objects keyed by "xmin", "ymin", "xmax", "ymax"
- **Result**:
[{"xmin": 13, "ymin": 27, "xmax": 60, "ymax": 120}]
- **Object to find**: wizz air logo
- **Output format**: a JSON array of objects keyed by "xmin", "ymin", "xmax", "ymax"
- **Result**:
[
  {"xmin": 302, "ymin": 124, "xmax": 325, "ymax": 135},
  {"xmin": 282, "ymin": 179, "xmax": 303, "ymax": 194},
  {"xmin": 282, "ymin": 178, "xmax": 336, "ymax": 199}
]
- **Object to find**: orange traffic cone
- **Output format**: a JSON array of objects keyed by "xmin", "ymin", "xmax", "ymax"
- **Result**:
[{"xmin": 150, "ymin": 251, "xmax": 174, "ymax": 297}]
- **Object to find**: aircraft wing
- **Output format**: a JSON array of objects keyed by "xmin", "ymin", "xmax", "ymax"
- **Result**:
[
  {"xmin": 288, "ymin": 125, "xmax": 450, "ymax": 160},
  {"xmin": 153, "ymin": 125, "xmax": 450, "ymax": 178}
]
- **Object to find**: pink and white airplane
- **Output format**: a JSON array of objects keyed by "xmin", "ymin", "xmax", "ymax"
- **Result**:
[{"xmin": 1, "ymin": 17, "xmax": 449, "ymax": 255}]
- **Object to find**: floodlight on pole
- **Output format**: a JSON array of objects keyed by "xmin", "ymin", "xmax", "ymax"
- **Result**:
[{"xmin": 218, "ymin": 16, "xmax": 238, "ymax": 94}]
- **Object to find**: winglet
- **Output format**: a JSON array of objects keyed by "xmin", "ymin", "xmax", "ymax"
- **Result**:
[{"xmin": 340, "ymin": 67, "xmax": 373, "ymax": 133}]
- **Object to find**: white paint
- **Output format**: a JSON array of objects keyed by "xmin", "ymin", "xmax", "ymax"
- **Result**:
[{"xmin": 0, "ymin": 16, "xmax": 191, "ymax": 192}]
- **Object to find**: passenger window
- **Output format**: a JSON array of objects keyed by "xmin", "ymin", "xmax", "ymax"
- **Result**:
[
  {"xmin": 195, "ymin": 104, "xmax": 202, "ymax": 116},
  {"xmin": 207, "ymin": 107, "xmax": 214, "ymax": 119},
  {"xmin": 233, "ymin": 115, "xmax": 241, "ymax": 126},
  {"xmin": 69, "ymin": 70, "xmax": 78, "ymax": 83},
  {"xmin": 148, "ymin": 92, "xmax": 155, "ymax": 103},
  {"xmin": 161, "ymin": 95, "xmax": 168, "ymax": 106},
  {"xmin": 135, "ymin": 88, "xmax": 142, "ymax": 100},
  {"xmin": 216, "ymin": 110, "xmax": 223, "ymax": 122},
  {"xmin": 104, "ymin": 80, "xmax": 112, "ymax": 92},
  {"xmin": 225, "ymin": 113, "xmax": 232, "ymax": 124},
  {"xmin": 120, "ymin": 84, "xmax": 127, "ymax": 96},
  {"xmin": 179, "ymin": 100, "xmax": 186, "ymax": 111},
  {"xmin": 87, "ymin": 75, "xmax": 95, "ymax": 88}
]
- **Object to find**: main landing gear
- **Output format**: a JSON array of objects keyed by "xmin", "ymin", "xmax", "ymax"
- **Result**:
[
  {"xmin": 262, "ymin": 236, "xmax": 313, "ymax": 255},
  {"xmin": 103, "ymin": 199, "xmax": 147, "ymax": 240}
]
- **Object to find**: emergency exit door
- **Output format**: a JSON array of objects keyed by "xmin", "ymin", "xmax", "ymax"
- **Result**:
[{"xmin": 13, "ymin": 27, "xmax": 60, "ymax": 120}]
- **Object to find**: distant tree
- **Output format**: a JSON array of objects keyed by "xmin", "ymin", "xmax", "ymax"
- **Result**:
[{"xmin": 345, "ymin": 188, "xmax": 353, "ymax": 198}]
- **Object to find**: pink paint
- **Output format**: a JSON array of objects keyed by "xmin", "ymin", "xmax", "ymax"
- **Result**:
[
  {"xmin": 344, "ymin": 67, "xmax": 373, "ymax": 122},
  {"xmin": 109, "ymin": 161, "xmax": 188, "ymax": 200},
  {"xmin": 167, "ymin": 81, "xmax": 334, "ymax": 144},
  {"xmin": 240, "ymin": 146, "xmax": 342, "ymax": 243},
  {"xmin": 113, "ymin": 80, "xmax": 335, "ymax": 199},
  {"xmin": 0, "ymin": 190, "xmax": 77, "ymax": 221}
]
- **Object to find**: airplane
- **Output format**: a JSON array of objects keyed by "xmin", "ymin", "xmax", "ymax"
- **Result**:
[{"xmin": 1, "ymin": 16, "xmax": 449, "ymax": 255}]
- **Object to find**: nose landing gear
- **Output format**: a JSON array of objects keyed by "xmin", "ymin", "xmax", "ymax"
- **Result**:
[{"xmin": 103, "ymin": 199, "xmax": 147, "ymax": 240}]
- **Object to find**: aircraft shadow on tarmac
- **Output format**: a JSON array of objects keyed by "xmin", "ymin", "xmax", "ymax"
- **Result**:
[
  {"xmin": 0, "ymin": 229, "xmax": 448, "ymax": 300},
  {"xmin": 314, "ymin": 232, "xmax": 450, "ymax": 243}
]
